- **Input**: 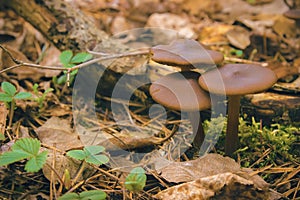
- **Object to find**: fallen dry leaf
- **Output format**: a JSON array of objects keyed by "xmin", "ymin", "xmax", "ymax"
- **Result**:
[
  {"xmin": 42, "ymin": 152, "xmax": 95, "ymax": 183},
  {"xmin": 1, "ymin": 45, "xmax": 48, "ymax": 81},
  {"xmin": 35, "ymin": 116, "xmax": 82, "ymax": 151},
  {"xmin": 198, "ymin": 24, "xmax": 233, "ymax": 45},
  {"xmin": 155, "ymin": 172, "xmax": 281, "ymax": 200},
  {"xmin": 157, "ymin": 154, "xmax": 241, "ymax": 183},
  {"xmin": 183, "ymin": 0, "xmax": 222, "ymax": 16},
  {"xmin": 273, "ymin": 15, "xmax": 297, "ymax": 38},
  {"xmin": 226, "ymin": 26, "xmax": 251, "ymax": 49},
  {"xmin": 146, "ymin": 13, "xmax": 195, "ymax": 38}
]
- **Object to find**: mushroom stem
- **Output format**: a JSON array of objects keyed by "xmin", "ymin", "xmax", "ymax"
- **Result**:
[
  {"xmin": 188, "ymin": 111, "xmax": 205, "ymax": 149},
  {"xmin": 225, "ymin": 95, "xmax": 241, "ymax": 156}
]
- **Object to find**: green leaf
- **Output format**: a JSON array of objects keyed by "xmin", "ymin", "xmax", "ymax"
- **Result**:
[
  {"xmin": 0, "ymin": 93, "xmax": 13, "ymax": 102},
  {"xmin": 32, "ymin": 83, "xmax": 39, "ymax": 93},
  {"xmin": 14, "ymin": 92, "xmax": 32, "ymax": 100},
  {"xmin": 58, "ymin": 193, "xmax": 80, "ymax": 200},
  {"xmin": 67, "ymin": 146, "xmax": 109, "ymax": 165},
  {"xmin": 71, "ymin": 52, "xmax": 92, "ymax": 64},
  {"xmin": 0, "ymin": 138, "xmax": 47, "ymax": 172},
  {"xmin": 0, "ymin": 133, "xmax": 5, "ymax": 141},
  {"xmin": 1, "ymin": 82, "xmax": 16, "ymax": 96},
  {"xmin": 56, "ymin": 74, "xmax": 67, "ymax": 85},
  {"xmin": 25, "ymin": 151, "xmax": 48, "ymax": 172},
  {"xmin": 70, "ymin": 69, "xmax": 78, "ymax": 75},
  {"xmin": 12, "ymin": 138, "xmax": 41, "ymax": 156},
  {"xmin": 84, "ymin": 145, "xmax": 105, "ymax": 155},
  {"xmin": 58, "ymin": 190, "xmax": 106, "ymax": 200},
  {"xmin": 44, "ymin": 88, "xmax": 54, "ymax": 94},
  {"xmin": 0, "ymin": 151, "xmax": 29, "ymax": 166},
  {"xmin": 59, "ymin": 50, "xmax": 73, "ymax": 66},
  {"xmin": 65, "ymin": 63, "xmax": 76, "ymax": 69},
  {"xmin": 80, "ymin": 190, "xmax": 106, "ymax": 200},
  {"xmin": 84, "ymin": 146, "xmax": 109, "ymax": 165},
  {"xmin": 125, "ymin": 167, "xmax": 147, "ymax": 192},
  {"xmin": 86, "ymin": 154, "xmax": 109, "ymax": 165},
  {"xmin": 66, "ymin": 150, "xmax": 87, "ymax": 160}
]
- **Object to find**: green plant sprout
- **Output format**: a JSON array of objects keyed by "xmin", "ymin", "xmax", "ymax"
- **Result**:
[
  {"xmin": 32, "ymin": 83, "xmax": 54, "ymax": 109},
  {"xmin": 58, "ymin": 190, "xmax": 106, "ymax": 200},
  {"xmin": 0, "ymin": 132, "xmax": 5, "ymax": 141},
  {"xmin": 229, "ymin": 48, "xmax": 243, "ymax": 57},
  {"xmin": 64, "ymin": 146, "xmax": 109, "ymax": 198},
  {"xmin": 125, "ymin": 167, "xmax": 147, "ymax": 192},
  {"xmin": 0, "ymin": 82, "xmax": 31, "ymax": 128},
  {"xmin": 0, "ymin": 138, "xmax": 48, "ymax": 172},
  {"xmin": 56, "ymin": 50, "xmax": 93, "ymax": 85},
  {"xmin": 66, "ymin": 145, "xmax": 109, "ymax": 166}
]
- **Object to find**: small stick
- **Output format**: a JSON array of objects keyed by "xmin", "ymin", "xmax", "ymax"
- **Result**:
[
  {"xmin": 0, "ymin": 44, "xmax": 150, "ymax": 74},
  {"xmin": 224, "ymin": 56, "xmax": 268, "ymax": 67}
]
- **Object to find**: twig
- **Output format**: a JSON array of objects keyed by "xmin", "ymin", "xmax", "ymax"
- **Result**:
[
  {"xmin": 45, "ymin": 163, "xmax": 65, "ymax": 186},
  {"xmin": 0, "ymin": 44, "xmax": 150, "ymax": 74},
  {"xmin": 224, "ymin": 56, "xmax": 268, "ymax": 67},
  {"xmin": 0, "ymin": 45, "xmax": 22, "ymax": 64},
  {"xmin": 0, "ymin": 44, "xmax": 149, "ymax": 86}
]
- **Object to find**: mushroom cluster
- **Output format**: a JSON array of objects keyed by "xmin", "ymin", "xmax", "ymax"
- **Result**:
[
  {"xmin": 150, "ymin": 39, "xmax": 223, "ymax": 149},
  {"xmin": 149, "ymin": 39, "xmax": 278, "ymax": 156}
]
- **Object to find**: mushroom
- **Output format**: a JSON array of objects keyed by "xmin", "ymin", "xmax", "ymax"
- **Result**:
[
  {"xmin": 198, "ymin": 64, "xmax": 278, "ymax": 155},
  {"xmin": 150, "ymin": 39, "xmax": 224, "ymax": 71},
  {"xmin": 149, "ymin": 39, "xmax": 224, "ymax": 149},
  {"xmin": 284, "ymin": 9, "xmax": 300, "ymax": 28},
  {"xmin": 150, "ymin": 71, "xmax": 211, "ymax": 148}
]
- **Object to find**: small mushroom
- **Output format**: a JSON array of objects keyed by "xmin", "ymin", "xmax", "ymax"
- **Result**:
[
  {"xmin": 150, "ymin": 71, "xmax": 211, "ymax": 148},
  {"xmin": 284, "ymin": 9, "xmax": 300, "ymax": 28},
  {"xmin": 198, "ymin": 64, "xmax": 278, "ymax": 155},
  {"xmin": 150, "ymin": 39, "xmax": 224, "ymax": 71}
]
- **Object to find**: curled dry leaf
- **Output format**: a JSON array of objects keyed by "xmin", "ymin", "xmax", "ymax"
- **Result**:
[
  {"xmin": 155, "ymin": 172, "xmax": 281, "ymax": 200},
  {"xmin": 226, "ymin": 26, "xmax": 251, "ymax": 49}
]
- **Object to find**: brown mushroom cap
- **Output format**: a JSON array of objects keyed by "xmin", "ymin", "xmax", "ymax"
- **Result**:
[
  {"xmin": 198, "ymin": 64, "xmax": 278, "ymax": 96},
  {"xmin": 150, "ymin": 71, "xmax": 211, "ymax": 111},
  {"xmin": 150, "ymin": 39, "xmax": 224, "ymax": 69},
  {"xmin": 284, "ymin": 9, "xmax": 300, "ymax": 20}
]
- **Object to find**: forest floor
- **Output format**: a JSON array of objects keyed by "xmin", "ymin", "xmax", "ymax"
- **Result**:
[{"xmin": 0, "ymin": 0, "xmax": 299, "ymax": 199}]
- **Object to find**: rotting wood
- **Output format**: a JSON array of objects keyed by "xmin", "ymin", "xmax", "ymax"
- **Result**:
[
  {"xmin": 2, "ymin": 0, "xmax": 128, "ymax": 53},
  {"xmin": 242, "ymin": 92, "xmax": 300, "ymax": 124}
]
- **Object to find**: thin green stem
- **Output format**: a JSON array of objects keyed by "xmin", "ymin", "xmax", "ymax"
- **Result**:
[{"xmin": 8, "ymin": 100, "xmax": 15, "ymax": 129}]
